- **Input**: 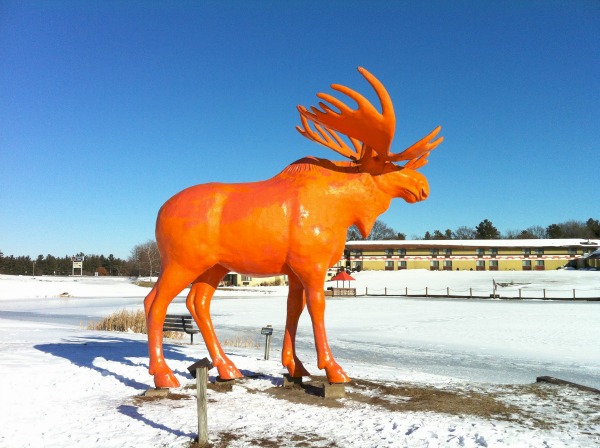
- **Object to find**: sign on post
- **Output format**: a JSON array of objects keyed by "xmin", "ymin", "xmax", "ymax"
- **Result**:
[
  {"xmin": 261, "ymin": 325, "xmax": 273, "ymax": 360},
  {"xmin": 71, "ymin": 256, "xmax": 84, "ymax": 276}
]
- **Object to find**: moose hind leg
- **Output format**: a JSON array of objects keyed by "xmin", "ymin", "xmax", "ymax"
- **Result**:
[
  {"xmin": 282, "ymin": 274, "xmax": 310, "ymax": 377},
  {"xmin": 186, "ymin": 266, "xmax": 243, "ymax": 380},
  {"xmin": 146, "ymin": 265, "xmax": 197, "ymax": 388}
]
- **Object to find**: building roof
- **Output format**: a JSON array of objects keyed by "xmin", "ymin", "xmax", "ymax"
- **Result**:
[{"xmin": 345, "ymin": 238, "xmax": 599, "ymax": 249}]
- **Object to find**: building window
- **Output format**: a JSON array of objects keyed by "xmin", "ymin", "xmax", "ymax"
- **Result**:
[
  {"xmin": 431, "ymin": 249, "xmax": 439, "ymax": 257},
  {"xmin": 476, "ymin": 260, "xmax": 485, "ymax": 271},
  {"xmin": 351, "ymin": 249, "xmax": 362, "ymax": 257},
  {"xmin": 385, "ymin": 260, "xmax": 394, "ymax": 271},
  {"xmin": 535, "ymin": 248, "xmax": 544, "ymax": 256},
  {"xmin": 476, "ymin": 248, "xmax": 484, "ymax": 257},
  {"xmin": 490, "ymin": 248, "xmax": 498, "ymax": 257},
  {"xmin": 398, "ymin": 260, "xmax": 407, "ymax": 270},
  {"xmin": 352, "ymin": 261, "xmax": 362, "ymax": 271},
  {"xmin": 568, "ymin": 247, "xmax": 577, "ymax": 257},
  {"xmin": 384, "ymin": 249, "xmax": 395, "ymax": 258},
  {"xmin": 489, "ymin": 260, "xmax": 499, "ymax": 271},
  {"xmin": 535, "ymin": 260, "xmax": 545, "ymax": 271},
  {"xmin": 430, "ymin": 260, "xmax": 440, "ymax": 271},
  {"xmin": 444, "ymin": 248, "xmax": 452, "ymax": 257},
  {"xmin": 522, "ymin": 259, "xmax": 532, "ymax": 270},
  {"xmin": 398, "ymin": 248, "xmax": 406, "ymax": 257},
  {"xmin": 522, "ymin": 248, "xmax": 531, "ymax": 257},
  {"xmin": 443, "ymin": 260, "xmax": 452, "ymax": 270}
]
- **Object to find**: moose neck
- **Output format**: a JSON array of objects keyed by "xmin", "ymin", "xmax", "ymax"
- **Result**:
[
  {"xmin": 337, "ymin": 165, "xmax": 394, "ymax": 238},
  {"xmin": 275, "ymin": 157, "xmax": 393, "ymax": 239}
]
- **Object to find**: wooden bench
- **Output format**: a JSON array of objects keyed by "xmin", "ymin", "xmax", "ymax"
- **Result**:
[{"xmin": 163, "ymin": 314, "xmax": 200, "ymax": 344}]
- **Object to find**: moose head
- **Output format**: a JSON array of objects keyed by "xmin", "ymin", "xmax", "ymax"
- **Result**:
[{"xmin": 144, "ymin": 67, "xmax": 443, "ymax": 388}]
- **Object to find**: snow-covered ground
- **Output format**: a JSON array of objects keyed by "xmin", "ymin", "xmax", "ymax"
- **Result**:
[{"xmin": 0, "ymin": 271, "xmax": 599, "ymax": 447}]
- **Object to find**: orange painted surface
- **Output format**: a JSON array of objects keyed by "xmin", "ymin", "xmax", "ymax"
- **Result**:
[{"xmin": 145, "ymin": 67, "xmax": 443, "ymax": 388}]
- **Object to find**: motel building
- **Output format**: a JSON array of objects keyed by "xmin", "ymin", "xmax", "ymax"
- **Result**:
[{"xmin": 339, "ymin": 238, "xmax": 600, "ymax": 272}]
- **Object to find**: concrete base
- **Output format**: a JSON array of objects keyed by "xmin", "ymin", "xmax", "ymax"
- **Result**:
[
  {"xmin": 282, "ymin": 374, "xmax": 304, "ymax": 389},
  {"xmin": 143, "ymin": 387, "xmax": 169, "ymax": 397},
  {"xmin": 322, "ymin": 382, "xmax": 346, "ymax": 399},
  {"xmin": 209, "ymin": 377, "xmax": 236, "ymax": 392}
]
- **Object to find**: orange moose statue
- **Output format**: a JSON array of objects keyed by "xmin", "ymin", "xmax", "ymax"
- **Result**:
[{"xmin": 144, "ymin": 67, "xmax": 443, "ymax": 388}]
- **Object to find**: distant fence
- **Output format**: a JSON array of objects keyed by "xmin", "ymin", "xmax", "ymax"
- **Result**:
[{"xmin": 362, "ymin": 286, "xmax": 600, "ymax": 301}]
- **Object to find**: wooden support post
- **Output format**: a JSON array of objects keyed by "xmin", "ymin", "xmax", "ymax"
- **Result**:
[
  {"xmin": 425, "ymin": 287, "xmax": 428, "ymax": 297},
  {"xmin": 573, "ymin": 289, "xmax": 576, "ymax": 299},
  {"xmin": 447, "ymin": 287, "xmax": 449, "ymax": 297},
  {"xmin": 543, "ymin": 288, "xmax": 546, "ymax": 299},
  {"xmin": 405, "ymin": 287, "xmax": 408, "ymax": 296},
  {"xmin": 519, "ymin": 289, "xmax": 522, "ymax": 299},
  {"xmin": 196, "ymin": 367, "xmax": 208, "ymax": 446},
  {"xmin": 365, "ymin": 287, "xmax": 368, "ymax": 295},
  {"xmin": 384, "ymin": 287, "xmax": 387, "ymax": 295},
  {"xmin": 469, "ymin": 288, "xmax": 472, "ymax": 298}
]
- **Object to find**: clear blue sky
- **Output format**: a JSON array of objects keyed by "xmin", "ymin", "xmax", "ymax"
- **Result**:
[{"xmin": 1, "ymin": 1, "xmax": 598, "ymax": 259}]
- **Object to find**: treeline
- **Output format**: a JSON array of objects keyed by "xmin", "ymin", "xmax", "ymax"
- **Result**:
[
  {"xmin": 421, "ymin": 218, "xmax": 600, "ymax": 240},
  {"xmin": 2, "ymin": 219, "xmax": 598, "ymax": 276},
  {"xmin": 0, "ymin": 240, "xmax": 160, "ymax": 277},
  {"xmin": 0, "ymin": 252, "xmax": 130, "ymax": 276},
  {"xmin": 348, "ymin": 218, "xmax": 600, "ymax": 241}
]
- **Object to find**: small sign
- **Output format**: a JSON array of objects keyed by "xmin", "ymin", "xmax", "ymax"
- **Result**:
[
  {"xmin": 261, "ymin": 326, "xmax": 273, "ymax": 336},
  {"xmin": 187, "ymin": 357, "xmax": 214, "ymax": 378}
]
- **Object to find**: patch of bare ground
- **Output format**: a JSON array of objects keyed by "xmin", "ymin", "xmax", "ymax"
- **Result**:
[
  {"xmin": 188, "ymin": 432, "xmax": 339, "ymax": 448},
  {"xmin": 136, "ymin": 375, "xmax": 600, "ymax": 447},
  {"xmin": 264, "ymin": 376, "xmax": 518, "ymax": 418},
  {"xmin": 134, "ymin": 392, "xmax": 192, "ymax": 404},
  {"xmin": 493, "ymin": 382, "xmax": 600, "ymax": 431},
  {"xmin": 264, "ymin": 376, "xmax": 600, "ymax": 432}
]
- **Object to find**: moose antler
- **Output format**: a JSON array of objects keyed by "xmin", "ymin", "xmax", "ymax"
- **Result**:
[
  {"xmin": 297, "ymin": 67, "xmax": 443, "ymax": 166},
  {"xmin": 296, "ymin": 114, "xmax": 364, "ymax": 161}
]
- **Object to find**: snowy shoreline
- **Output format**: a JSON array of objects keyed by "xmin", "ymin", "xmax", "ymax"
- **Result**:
[{"xmin": 0, "ymin": 272, "xmax": 599, "ymax": 447}]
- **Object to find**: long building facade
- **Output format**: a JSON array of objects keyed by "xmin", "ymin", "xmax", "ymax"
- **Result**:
[{"xmin": 339, "ymin": 239, "xmax": 600, "ymax": 272}]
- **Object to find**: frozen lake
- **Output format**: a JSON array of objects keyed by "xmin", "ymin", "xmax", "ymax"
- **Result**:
[{"xmin": 2, "ymin": 289, "xmax": 598, "ymax": 389}]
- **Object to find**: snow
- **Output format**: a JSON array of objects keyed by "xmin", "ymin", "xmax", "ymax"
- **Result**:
[
  {"xmin": 0, "ymin": 272, "xmax": 599, "ymax": 447},
  {"xmin": 345, "ymin": 238, "xmax": 600, "ymax": 248}
]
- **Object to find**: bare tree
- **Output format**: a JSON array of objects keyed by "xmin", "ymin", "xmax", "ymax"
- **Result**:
[
  {"xmin": 453, "ymin": 226, "xmax": 476, "ymax": 239},
  {"xmin": 347, "ymin": 220, "xmax": 400, "ymax": 241},
  {"xmin": 129, "ymin": 240, "xmax": 161, "ymax": 277}
]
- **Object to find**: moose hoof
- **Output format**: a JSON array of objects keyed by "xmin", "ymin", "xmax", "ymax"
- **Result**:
[
  {"xmin": 216, "ymin": 364, "xmax": 243, "ymax": 380},
  {"xmin": 285, "ymin": 359, "xmax": 310, "ymax": 377},
  {"xmin": 325, "ymin": 365, "xmax": 351, "ymax": 384},
  {"xmin": 154, "ymin": 371, "xmax": 181, "ymax": 389}
]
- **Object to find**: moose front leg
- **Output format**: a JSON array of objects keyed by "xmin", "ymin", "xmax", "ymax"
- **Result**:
[
  {"xmin": 303, "ymin": 279, "xmax": 350, "ymax": 384},
  {"xmin": 282, "ymin": 274, "xmax": 310, "ymax": 377}
]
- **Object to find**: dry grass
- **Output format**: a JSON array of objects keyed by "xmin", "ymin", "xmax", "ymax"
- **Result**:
[
  {"xmin": 88, "ymin": 309, "xmax": 147, "ymax": 333},
  {"xmin": 221, "ymin": 335, "xmax": 260, "ymax": 349},
  {"xmin": 134, "ymin": 280, "xmax": 155, "ymax": 287},
  {"xmin": 87, "ymin": 309, "xmax": 182, "ymax": 339}
]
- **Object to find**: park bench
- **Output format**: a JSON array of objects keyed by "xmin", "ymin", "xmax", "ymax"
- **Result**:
[{"xmin": 163, "ymin": 314, "xmax": 200, "ymax": 344}]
